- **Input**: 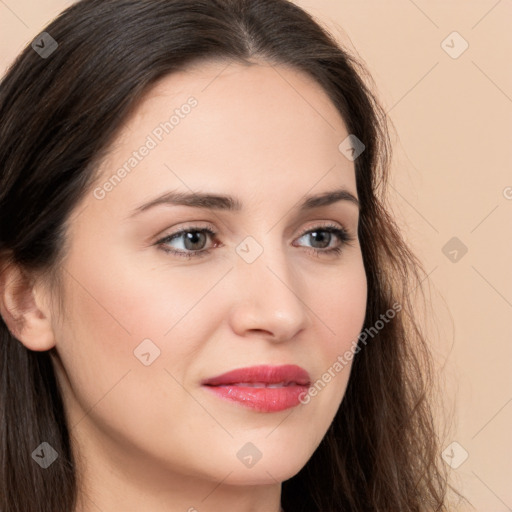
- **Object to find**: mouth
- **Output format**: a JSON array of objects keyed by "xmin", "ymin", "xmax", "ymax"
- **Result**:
[
  {"xmin": 208, "ymin": 382, "xmax": 302, "ymax": 388},
  {"xmin": 201, "ymin": 364, "xmax": 311, "ymax": 412}
]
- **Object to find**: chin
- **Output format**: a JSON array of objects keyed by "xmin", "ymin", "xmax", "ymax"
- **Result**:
[
  {"xmin": 221, "ymin": 449, "xmax": 312, "ymax": 486},
  {"xmin": 223, "ymin": 465, "xmax": 303, "ymax": 486}
]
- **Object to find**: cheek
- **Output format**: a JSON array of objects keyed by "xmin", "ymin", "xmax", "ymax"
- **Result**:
[
  {"xmin": 56, "ymin": 249, "xmax": 224, "ymax": 404},
  {"xmin": 305, "ymin": 258, "xmax": 367, "ymax": 408},
  {"xmin": 319, "ymin": 258, "xmax": 368, "ymax": 352},
  {"xmin": 53, "ymin": 263, "xmax": 138, "ymax": 414},
  {"xmin": 52, "ymin": 253, "xmax": 204, "ymax": 451}
]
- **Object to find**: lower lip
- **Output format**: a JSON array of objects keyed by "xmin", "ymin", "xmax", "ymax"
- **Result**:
[{"xmin": 202, "ymin": 384, "xmax": 309, "ymax": 412}]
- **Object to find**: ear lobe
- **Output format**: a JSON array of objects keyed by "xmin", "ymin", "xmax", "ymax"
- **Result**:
[{"xmin": 0, "ymin": 262, "xmax": 56, "ymax": 351}]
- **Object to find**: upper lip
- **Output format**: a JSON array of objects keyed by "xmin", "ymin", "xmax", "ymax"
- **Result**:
[{"xmin": 201, "ymin": 364, "xmax": 311, "ymax": 386}]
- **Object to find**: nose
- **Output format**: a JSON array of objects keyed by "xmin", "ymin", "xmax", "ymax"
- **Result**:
[{"xmin": 227, "ymin": 238, "xmax": 312, "ymax": 342}]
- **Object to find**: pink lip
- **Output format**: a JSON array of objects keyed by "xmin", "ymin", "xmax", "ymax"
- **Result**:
[{"xmin": 201, "ymin": 364, "xmax": 311, "ymax": 412}]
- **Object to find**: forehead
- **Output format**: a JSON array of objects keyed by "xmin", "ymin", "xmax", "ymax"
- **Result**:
[{"xmin": 85, "ymin": 60, "xmax": 356, "ymax": 219}]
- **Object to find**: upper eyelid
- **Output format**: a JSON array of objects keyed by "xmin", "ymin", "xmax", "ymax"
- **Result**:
[{"xmin": 157, "ymin": 221, "xmax": 352, "ymax": 241}]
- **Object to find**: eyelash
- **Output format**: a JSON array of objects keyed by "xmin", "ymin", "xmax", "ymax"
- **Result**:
[{"xmin": 155, "ymin": 223, "xmax": 355, "ymax": 260}]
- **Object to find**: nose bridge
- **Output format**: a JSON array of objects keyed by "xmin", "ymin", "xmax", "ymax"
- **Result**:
[{"xmin": 229, "ymin": 230, "xmax": 310, "ymax": 338}]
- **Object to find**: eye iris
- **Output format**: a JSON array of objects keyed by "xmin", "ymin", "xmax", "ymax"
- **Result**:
[
  {"xmin": 184, "ymin": 231, "xmax": 207, "ymax": 250},
  {"xmin": 309, "ymin": 230, "xmax": 331, "ymax": 249}
]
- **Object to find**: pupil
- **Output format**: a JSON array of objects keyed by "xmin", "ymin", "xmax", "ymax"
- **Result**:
[
  {"xmin": 185, "ymin": 231, "xmax": 205, "ymax": 250},
  {"xmin": 311, "ymin": 231, "xmax": 330, "ymax": 248}
]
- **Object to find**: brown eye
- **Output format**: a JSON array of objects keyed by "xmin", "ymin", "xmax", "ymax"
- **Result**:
[
  {"xmin": 156, "ymin": 227, "xmax": 217, "ymax": 259},
  {"xmin": 294, "ymin": 224, "xmax": 354, "ymax": 256}
]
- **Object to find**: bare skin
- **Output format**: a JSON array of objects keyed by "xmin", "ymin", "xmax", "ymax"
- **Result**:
[{"xmin": 0, "ymin": 60, "xmax": 367, "ymax": 512}]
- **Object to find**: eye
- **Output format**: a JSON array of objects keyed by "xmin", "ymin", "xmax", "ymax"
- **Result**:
[
  {"xmin": 155, "ymin": 223, "xmax": 355, "ymax": 259},
  {"xmin": 156, "ymin": 226, "xmax": 217, "ymax": 259},
  {"xmin": 293, "ymin": 223, "xmax": 355, "ymax": 257}
]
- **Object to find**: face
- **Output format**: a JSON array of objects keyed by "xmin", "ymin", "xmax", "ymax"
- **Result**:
[{"xmin": 49, "ymin": 60, "xmax": 367, "ymax": 500}]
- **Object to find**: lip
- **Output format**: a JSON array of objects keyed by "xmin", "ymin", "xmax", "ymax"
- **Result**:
[{"xmin": 201, "ymin": 364, "xmax": 311, "ymax": 412}]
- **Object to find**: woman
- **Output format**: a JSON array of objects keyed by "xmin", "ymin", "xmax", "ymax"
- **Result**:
[{"xmin": 0, "ymin": 0, "xmax": 466, "ymax": 511}]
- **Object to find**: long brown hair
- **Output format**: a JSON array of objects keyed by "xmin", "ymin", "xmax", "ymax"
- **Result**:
[{"xmin": 0, "ymin": 1, "xmax": 466, "ymax": 510}]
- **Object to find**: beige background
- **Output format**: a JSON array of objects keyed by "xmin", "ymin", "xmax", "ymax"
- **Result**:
[{"xmin": 1, "ymin": 1, "xmax": 511, "ymax": 510}]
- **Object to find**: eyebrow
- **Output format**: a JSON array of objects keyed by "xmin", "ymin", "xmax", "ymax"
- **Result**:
[{"xmin": 128, "ymin": 187, "xmax": 359, "ymax": 218}]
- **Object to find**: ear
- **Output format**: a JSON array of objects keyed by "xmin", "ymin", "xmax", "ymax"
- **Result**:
[{"xmin": 0, "ymin": 261, "xmax": 56, "ymax": 351}]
